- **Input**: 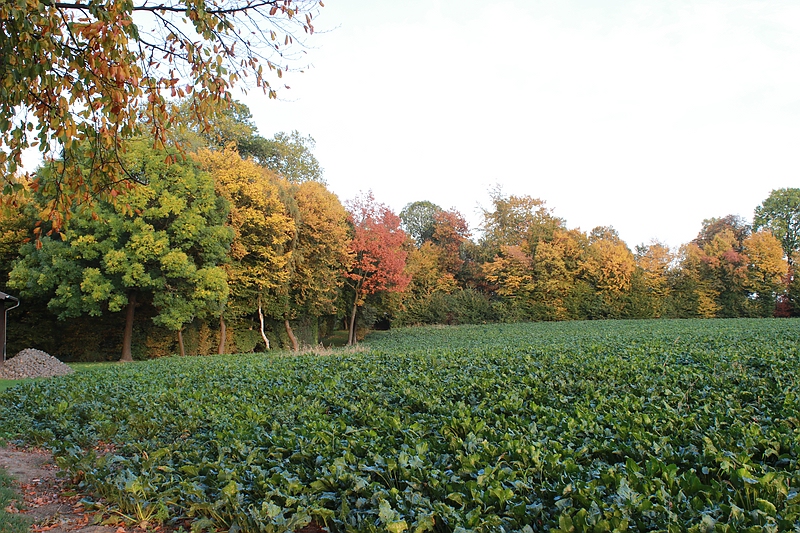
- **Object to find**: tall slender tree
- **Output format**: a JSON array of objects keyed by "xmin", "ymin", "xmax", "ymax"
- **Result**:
[
  {"xmin": 629, "ymin": 241, "xmax": 673, "ymax": 318},
  {"xmin": 580, "ymin": 227, "xmax": 636, "ymax": 318},
  {"xmin": 742, "ymin": 230, "xmax": 789, "ymax": 316}
]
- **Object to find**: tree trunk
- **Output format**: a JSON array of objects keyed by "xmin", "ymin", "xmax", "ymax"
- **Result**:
[
  {"xmin": 348, "ymin": 300, "xmax": 358, "ymax": 345},
  {"xmin": 120, "ymin": 292, "xmax": 136, "ymax": 362},
  {"xmin": 0, "ymin": 305, "xmax": 6, "ymax": 363},
  {"xmin": 177, "ymin": 328, "xmax": 185, "ymax": 357},
  {"xmin": 218, "ymin": 314, "xmax": 226, "ymax": 354},
  {"xmin": 285, "ymin": 317, "xmax": 299, "ymax": 352},
  {"xmin": 257, "ymin": 294, "xmax": 270, "ymax": 350}
]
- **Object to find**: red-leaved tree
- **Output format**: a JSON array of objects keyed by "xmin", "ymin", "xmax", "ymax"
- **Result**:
[{"xmin": 345, "ymin": 192, "xmax": 410, "ymax": 344}]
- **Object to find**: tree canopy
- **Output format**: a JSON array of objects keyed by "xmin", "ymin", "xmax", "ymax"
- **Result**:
[
  {"xmin": 345, "ymin": 192, "xmax": 410, "ymax": 344},
  {"xmin": 8, "ymin": 139, "xmax": 232, "ymax": 360},
  {"xmin": 754, "ymin": 188, "xmax": 800, "ymax": 267},
  {"xmin": 174, "ymin": 100, "xmax": 324, "ymax": 183},
  {"xmin": 400, "ymin": 201, "xmax": 441, "ymax": 246},
  {"xmin": 256, "ymin": 131, "xmax": 325, "ymax": 183},
  {"xmin": 0, "ymin": 0, "xmax": 323, "ymax": 225},
  {"xmin": 193, "ymin": 146, "xmax": 293, "ymax": 352},
  {"xmin": 480, "ymin": 188, "xmax": 564, "ymax": 256},
  {"xmin": 269, "ymin": 180, "xmax": 350, "ymax": 350}
]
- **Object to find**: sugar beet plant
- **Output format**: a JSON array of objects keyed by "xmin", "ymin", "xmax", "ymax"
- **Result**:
[{"xmin": 0, "ymin": 319, "xmax": 799, "ymax": 532}]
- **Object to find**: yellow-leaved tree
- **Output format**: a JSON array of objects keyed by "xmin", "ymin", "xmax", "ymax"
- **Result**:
[
  {"xmin": 743, "ymin": 229, "xmax": 789, "ymax": 316},
  {"xmin": 193, "ymin": 147, "xmax": 294, "ymax": 352},
  {"xmin": 404, "ymin": 243, "xmax": 459, "ymax": 300},
  {"xmin": 270, "ymin": 180, "xmax": 351, "ymax": 351},
  {"xmin": 630, "ymin": 241, "xmax": 673, "ymax": 318},
  {"xmin": 530, "ymin": 228, "xmax": 587, "ymax": 320},
  {"xmin": 483, "ymin": 245, "xmax": 535, "ymax": 321},
  {"xmin": 580, "ymin": 227, "xmax": 636, "ymax": 318},
  {"xmin": 635, "ymin": 242, "xmax": 673, "ymax": 298}
]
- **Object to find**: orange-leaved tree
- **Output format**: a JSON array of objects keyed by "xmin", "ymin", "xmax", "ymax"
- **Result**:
[
  {"xmin": 431, "ymin": 209, "xmax": 471, "ymax": 276},
  {"xmin": 345, "ymin": 192, "xmax": 410, "ymax": 345},
  {"xmin": 271, "ymin": 180, "xmax": 351, "ymax": 351}
]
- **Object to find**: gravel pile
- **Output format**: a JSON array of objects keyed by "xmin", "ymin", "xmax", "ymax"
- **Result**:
[{"xmin": 0, "ymin": 348, "xmax": 74, "ymax": 379}]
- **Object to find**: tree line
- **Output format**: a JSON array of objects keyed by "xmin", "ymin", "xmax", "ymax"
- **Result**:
[
  {"xmin": 1, "ymin": 102, "xmax": 798, "ymax": 361},
  {"xmin": 396, "ymin": 188, "xmax": 798, "ymax": 326}
]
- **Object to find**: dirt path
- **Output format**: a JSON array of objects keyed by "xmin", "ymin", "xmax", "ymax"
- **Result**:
[
  {"xmin": 0, "ymin": 446, "xmax": 124, "ymax": 533},
  {"xmin": 0, "ymin": 446, "xmax": 326, "ymax": 533}
]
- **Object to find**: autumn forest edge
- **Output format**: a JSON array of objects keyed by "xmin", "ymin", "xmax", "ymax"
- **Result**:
[{"xmin": 1, "ymin": 101, "xmax": 798, "ymax": 361}]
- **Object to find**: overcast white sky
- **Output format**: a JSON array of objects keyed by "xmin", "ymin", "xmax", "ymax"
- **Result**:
[{"xmin": 237, "ymin": 0, "xmax": 800, "ymax": 249}]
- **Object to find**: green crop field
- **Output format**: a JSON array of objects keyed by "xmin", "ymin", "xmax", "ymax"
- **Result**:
[{"xmin": 0, "ymin": 319, "xmax": 798, "ymax": 532}]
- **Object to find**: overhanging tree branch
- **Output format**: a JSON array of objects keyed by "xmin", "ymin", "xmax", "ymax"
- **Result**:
[
  {"xmin": 52, "ymin": 1, "xmax": 282, "ymax": 16},
  {"xmin": 1, "ymin": 0, "xmax": 324, "ymax": 232}
]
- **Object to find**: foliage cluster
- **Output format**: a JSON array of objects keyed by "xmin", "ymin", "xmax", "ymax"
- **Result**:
[
  {"xmin": 393, "ymin": 188, "xmax": 799, "ymax": 327},
  {"xmin": 0, "ymin": 319, "xmax": 798, "ymax": 532}
]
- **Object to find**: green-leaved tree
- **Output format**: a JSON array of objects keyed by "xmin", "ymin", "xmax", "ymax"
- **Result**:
[
  {"xmin": 9, "ymin": 140, "xmax": 232, "ymax": 360},
  {"xmin": 754, "ymin": 188, "xmax": 800, "ymax": 267}
]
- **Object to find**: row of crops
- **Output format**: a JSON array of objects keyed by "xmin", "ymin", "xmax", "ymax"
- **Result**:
[{"xmin": 0, "ymin": 319, "xmax": 799, "ymax": 532}]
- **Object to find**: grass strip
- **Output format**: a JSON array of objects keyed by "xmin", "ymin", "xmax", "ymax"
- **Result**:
[
  {"xmin": 0, "ymin": 467, "xmax": 31, "ymax": 533},
  {"xmin": 0, "ymin": 378, "xmax": 35, "ymax": 393}
]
